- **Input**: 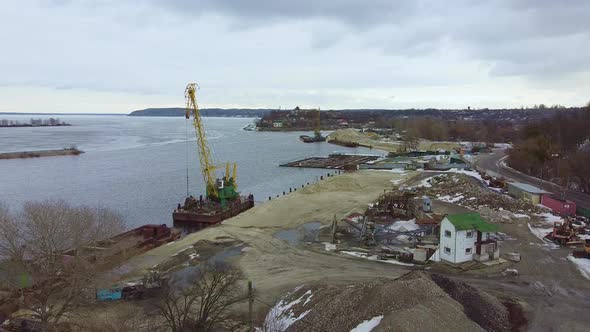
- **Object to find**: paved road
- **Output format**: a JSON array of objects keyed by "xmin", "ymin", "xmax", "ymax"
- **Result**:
[{"xmin": 474, "ymin": 150, "xmax": 590, "ymax": 209}]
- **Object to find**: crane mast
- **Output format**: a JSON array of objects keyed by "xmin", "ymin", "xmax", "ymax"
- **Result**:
[
  {"xmin": 314, "ymin": 108, "xmax": 321, "ymax": 139},
  {"xmin": 184, "ymin": 83, "xmax": 238, "ymax": 207}
]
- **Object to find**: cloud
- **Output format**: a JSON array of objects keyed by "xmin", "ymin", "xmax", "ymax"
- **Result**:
[
  {"xmin": 1, "ymin": 0, "xmax": 589, "ymax": 112},
  {"xmin": 148, "ymin": 0, "xmax": 590, "ymax": 77}
]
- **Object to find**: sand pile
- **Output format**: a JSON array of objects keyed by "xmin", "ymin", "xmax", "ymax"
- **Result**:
[
  {"xmin": 327, "ymin": 128, "xmax": 365, "ymax": 142},
  {"xmin": 267, "ymin": 271, "xmax": 512, "ymax": 331},
  {"xmin": 299, "ymin": 176, "xmax": 363, "ymax": 194}
]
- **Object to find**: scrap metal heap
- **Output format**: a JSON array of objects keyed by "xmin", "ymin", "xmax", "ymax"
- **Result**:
[{"xmin": 545, "ymin": 216, "xmax": 590, "ymax": 246}]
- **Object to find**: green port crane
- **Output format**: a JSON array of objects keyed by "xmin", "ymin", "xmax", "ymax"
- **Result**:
[{"xmin": 184, "ymin": 83, "xmax": 238, "ymax": 208}]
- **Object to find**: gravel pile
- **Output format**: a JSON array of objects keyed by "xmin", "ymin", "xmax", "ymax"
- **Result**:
[
  {"xmin": 268, "ymin": 271, "xmax": 513, "ymax": 331},
  {"xmin": 430, "ymin": 273, "xmax": 510, "ymax": 331}
]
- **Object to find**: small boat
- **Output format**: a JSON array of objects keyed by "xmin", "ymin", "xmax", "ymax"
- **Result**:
[
  {"xmin": 243, "ymin": 124, "xmax": 258, "ymax": 131},
  {"xmin": 299, "ymin": 134, "xmax": 326, "ymax": 143}
]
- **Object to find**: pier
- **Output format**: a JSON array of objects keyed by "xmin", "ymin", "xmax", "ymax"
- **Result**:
[{"xmin": 280, "ymin": 153, "xmax": 379, "ymax": 169}]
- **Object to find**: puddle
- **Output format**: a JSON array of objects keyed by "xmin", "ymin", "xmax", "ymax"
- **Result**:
[
  {"xmin": 302, "ymin": 221, "xmax": 322, "ymax": 242},
  {"xmin": 273, "ymin": 221, "xmax": 323, "ymax": 245},
  {"xmin": 209, "ymin": 244, "xmax": 246, "ymax": 263},
  {"xmin": 170, "ymin": 244, "xmax": 246, "ymax": 288},
  {"xmin": 274, "ymin": 229, "xmax": 301, "ymax": 246}
]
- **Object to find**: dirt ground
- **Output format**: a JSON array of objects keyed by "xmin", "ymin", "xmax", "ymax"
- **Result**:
[
  {"xmin": 113, "ymin": 169, "xmax": 590, "ymax": 330},
  {"xmin": 453, "ymin": 220, "xmax": 590, "ymax": 331},
  {"xmin": 117, "ymin": 170, "xmax": 416, "ymax": 318},
  {"xmin": 327, "ymin": 129, "xmax": 460, "ymax": 153},
  {"xmin": 427, "ymin": 194, "xmax": 590, "ymax": 331}
]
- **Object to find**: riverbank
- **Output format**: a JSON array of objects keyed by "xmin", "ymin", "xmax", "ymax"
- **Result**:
[
  {"xmin": 0, "ymin": 148, "xmax": 84, "ymax": 160},
  {"xmin": 328, "ymin": 128, "xmax": 460, "ymax": 153}
]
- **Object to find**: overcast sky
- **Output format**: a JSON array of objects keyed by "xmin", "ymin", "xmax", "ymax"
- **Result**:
[{"xmin": 1, "ymin": 0, "xmax": 589, "ymax": 113}]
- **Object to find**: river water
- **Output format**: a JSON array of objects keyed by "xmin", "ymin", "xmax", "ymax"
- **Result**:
[{"xmin": 0, "ymin": 115, "xmax": 378, "ymax": 228}]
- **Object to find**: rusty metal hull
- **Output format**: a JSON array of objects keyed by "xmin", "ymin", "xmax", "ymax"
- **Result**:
[{"xmin": 173, "ymin": 196, "xmax": 254, "ymax": 231}]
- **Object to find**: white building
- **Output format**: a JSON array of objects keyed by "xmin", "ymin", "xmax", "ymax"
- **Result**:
[{"xmin": 439, "ymin": 213, "xmax": 499, "ymax": 264}]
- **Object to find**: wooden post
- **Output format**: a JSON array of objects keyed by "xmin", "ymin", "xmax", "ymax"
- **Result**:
[
  {"xmin": 331, "ymin": 214, "xmax": 338, "ymax": 244},
  {"xmin": 248, "ymin": 281, "xmax": 253, "ymax": 332}
]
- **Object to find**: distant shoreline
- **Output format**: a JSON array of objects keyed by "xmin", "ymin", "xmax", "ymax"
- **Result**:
[
  {"xmin": 0, "ymin": 148, "xmax": 84, "ymax": 160},
  {"xmin": 0, "ymin": 124, "xmax": 72, "ymax": 128}
]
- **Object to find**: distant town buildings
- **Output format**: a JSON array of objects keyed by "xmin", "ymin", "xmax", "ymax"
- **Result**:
[{"xmin": 0, "ymin": 118, "xmax": 70, "ymax": 127}]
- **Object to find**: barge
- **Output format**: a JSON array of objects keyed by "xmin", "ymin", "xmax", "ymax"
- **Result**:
[
  {"xmin": 299, "ymin": 134, "xmax": 326, "ymax": 143},
  {"xmin": 173, "ymin": 194, "xmax": 254, "ymax": 231},
  {"xmin": 280, "ymin": 153, "xmax": 380, "ymax": 169},
  {"xmin": 72, "ymin": 224, "xmax": 181, "ymax": 261},
  {"xmin": 327, "ymin": 139, "xmax": 361, "ymax": 148}
]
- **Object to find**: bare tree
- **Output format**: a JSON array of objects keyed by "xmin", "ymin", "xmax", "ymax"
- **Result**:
[
  {"xmin": 402, "ymin": 126, "xmax": 419, "ymax": 152},
  {"xmin": 0, "ymin": 200, "xmax": 124, "ymax": 331},
  {"xmin": 157, "ymin": 262, "xmax": 247, "ymax": 332}
]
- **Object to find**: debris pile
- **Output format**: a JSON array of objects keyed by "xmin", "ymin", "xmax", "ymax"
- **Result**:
[{"xmin": 409, "ymin": 173, "xmax": 547, "ymax": 222}]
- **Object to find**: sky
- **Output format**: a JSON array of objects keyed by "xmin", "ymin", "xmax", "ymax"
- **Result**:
[{"xmin": 1, "ymin": 0, "xmax": 589, "ymax": 113}]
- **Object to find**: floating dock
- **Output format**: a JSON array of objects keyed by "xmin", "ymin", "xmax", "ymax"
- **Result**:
[
  {"xmin": 280, "ymin": 154, "xmax": 380, "ymax": 169},
  {"xmin": 0, "ymin": 148, "xmax": 83, "ymax": 160}
]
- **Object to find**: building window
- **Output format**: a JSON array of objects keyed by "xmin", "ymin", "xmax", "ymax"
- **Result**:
[
  {"xmin": 445, "ymin": 230, "xmax": 451, "ymax": 238},
  {"xmin": 466, "ymin": 231, "xmax": 473, "ymax": 238},
  {"xmin": 444, "ymin": 247, "xmax": 451, "ymax": 254},
  {"xmin": 466, "ymin": 247, "xmax": 472, "ymax": 254}
]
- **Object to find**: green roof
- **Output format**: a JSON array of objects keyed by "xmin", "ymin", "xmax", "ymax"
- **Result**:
[{"xmin": 446, "ymin": 213, "xmax": 499, "ymax": 232}]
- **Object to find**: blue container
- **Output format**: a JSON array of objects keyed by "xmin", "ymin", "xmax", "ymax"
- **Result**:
[{"xmin": 96, "ymin": 286, "xmax": 122, "ymax": 301}]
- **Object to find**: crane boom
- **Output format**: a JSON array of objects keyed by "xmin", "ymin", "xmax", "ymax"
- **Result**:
[
  {"xmin": 314, "ymin": 108, "xmax": 321, "ymax": 138},
  {"xmin": 185, "ymin": 83, "xmax": 218, "ymax": 199},
  {"xmin": 184, "ymin": 83, "xmax": 239, "ymax": 206}
]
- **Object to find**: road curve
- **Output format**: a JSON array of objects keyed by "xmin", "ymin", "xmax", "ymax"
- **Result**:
[{"xmin": 474, "ymin": 150, "xmax": 590, "ymax": 209}]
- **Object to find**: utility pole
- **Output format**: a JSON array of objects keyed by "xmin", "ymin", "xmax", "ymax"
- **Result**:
[{"xmin": 248, "ymin": 281, "xmax": 254, "ymax": 332}]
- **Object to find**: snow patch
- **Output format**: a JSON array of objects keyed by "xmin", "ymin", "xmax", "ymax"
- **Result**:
[
  {"xmin": 527, "ymin": 223, "xmax": 560, "ymax": 249},
  {"xmin": 375, "ymin": 168, "xmax": 406, "ymax": 174},
  {"xmin": 340, "ymin": 251, "xmax": 414, "ymax": 266},
  {"xmin": 567, "ymin": 255, "xmax": 590, "ymax": 280},
  {"xmin": 390, "ymin": 179, "xmax": 403, "ymax": 185},
  {"xmin": 323, "ymin": 242, "xmax": 337, "ymax": 251},
  {"xmin": 388, "ymin": 219, "xmax": 418, "ymax": 232},
  {"xmin": 350, "ymin": 315, "xmax": 384, "ymax": 332},
  {"xmin": 512, "ymin": 213, "xmax": 530, "ymax": 219},
  {"xmin": 418, "ymin": 177, "xmax": 434, "ymax": 188},
  {"xmin": 445, "ymin": 168, "xmax": 486, "ymax": 183},
  {"xmin": 527, "ymin": 223, "xmax": 551, "ymax": 241},
  {"xmin": 264, "ymin": 288, "xmax": 313, "ymax": 330},
  {"xmin": 437, "ymin": 194, "xmax": 464, "ymax": 203},
  {"xmin": 534, "ymin": 212, "xmax": 564, "ymax": 225}
]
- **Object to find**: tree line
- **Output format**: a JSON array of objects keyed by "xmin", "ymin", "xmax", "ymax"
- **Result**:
[
  {"xmin": 0, "ymin": 200, "xmax": 252, "ymax": 331},
  {"xmin": 383, "ymin": 117, "xmax": 521, "ymax": 143},
  {"xmin": 507, "ymin": 104, "xmax": 590, "ymax": 193}
]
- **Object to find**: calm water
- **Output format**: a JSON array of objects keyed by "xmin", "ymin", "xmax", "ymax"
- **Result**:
[{"xmin": 0, "ymin": 115, "xmax": 378, "ymax": 228}]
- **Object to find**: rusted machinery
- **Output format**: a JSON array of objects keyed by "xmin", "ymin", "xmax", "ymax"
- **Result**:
[
  {"xmin": 545, "ymin": 219, "xmax": 578, "ymax": 245},
  {"xmin": 573, "ymin": 239, "xmax": 590, "ymax": 259}
]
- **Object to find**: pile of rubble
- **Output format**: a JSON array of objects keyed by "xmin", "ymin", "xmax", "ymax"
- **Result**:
[{"xmin": 411, "ymin": 174, "xmax": 547, "ymax": 222}]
